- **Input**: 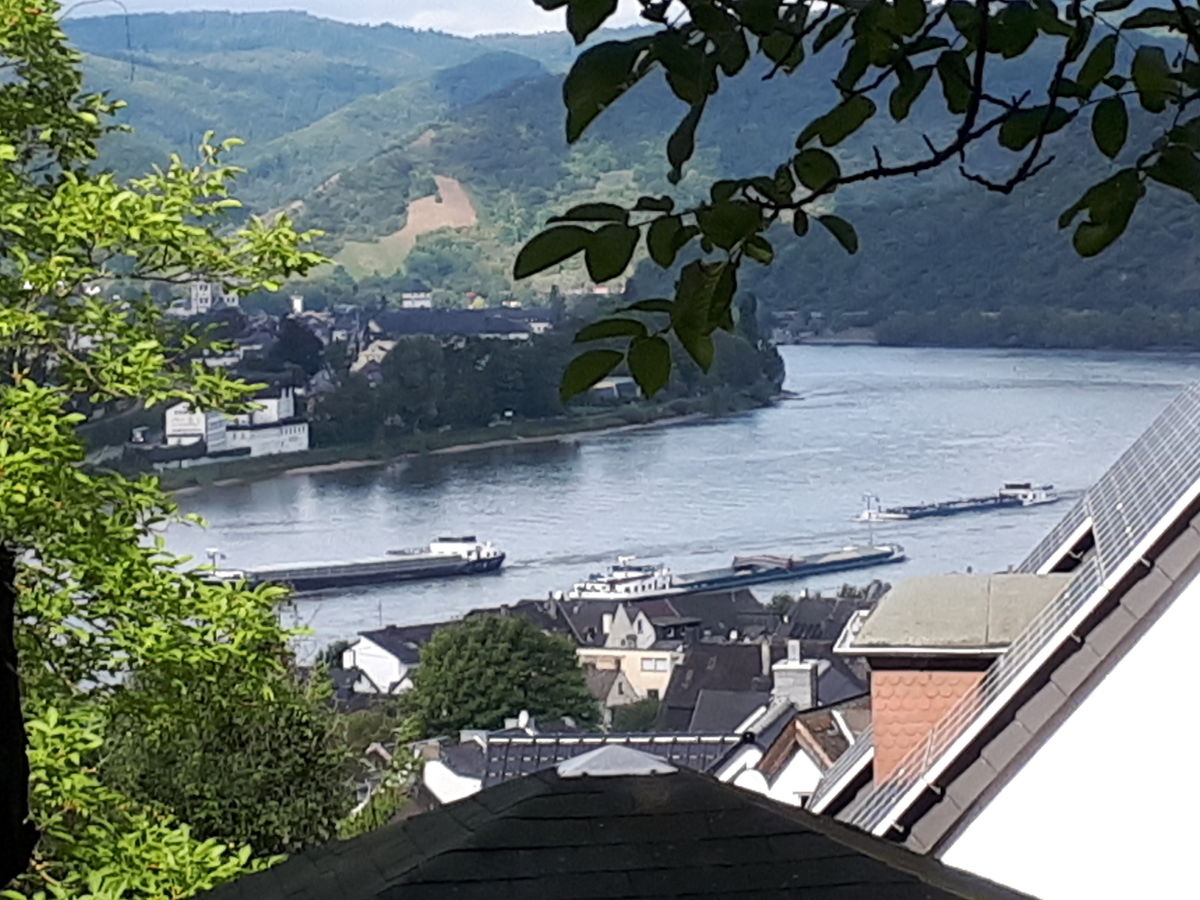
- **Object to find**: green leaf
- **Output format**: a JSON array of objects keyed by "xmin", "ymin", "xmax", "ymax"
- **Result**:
[
  {"xmin": 741, "ymin": 0, "xmax": 780, "ymax": 36},
  {"xmin": 672, "ymin": 259, "xmax": 737, "ymax": 344},
  {"xmin": 990, "ymin": 2, "xmax": 1038, "ymax": 59},
  {"xmin": 560, "ymin": 349, "xmax": 624, "ymax": 400},
  {"xmin": 817, "ymin": 214, "xmax": 859, "ymax": 253},
  {"xmin": 513, "ymin": 225, "xmax": 592, "ymax": 279},
  {"xmin": 835, "ymin": 40, "xmax": 871, "ymax": 91},
  {"xmin": 564, "ymin": 38, "xmax": 650, "ymax": 142},
  {"xmin": 760, "ymin": 31, "xmax": 804, "ymax": 71},
  {"xmin": 1033, "ymin": 0, "xmax": 1074, "ymax": 37},
  {"xmin": 550, "ymin": 202, "xmax": 629, "ymax": 224},
  {"xmin": 627, "ymin": 336, "xmax": 671, "ymax": 396},
  {"xmin": 667, "ymin": 100, "xmax": 705, "ymax": 184},
  {"xmin": 1122, "ymin": 8, "xmax": 1180, "ymax": 29},
  {"xmin": 657, "ymin": 31, "xmax": 712, "ymax": 103},
  {"xmin": 679, "ymin": 330, "xmax": 715, "ymax": 371},
  {"xmin": 936, "ymin": 50, "xmax": 972, "ymax": 115},
  {"xmin": 574, "ymin": 318, "xmax": 648, "ymax": 343},
  {"xmin": 696, "ymin": 200, "xmax": 762, "ymax": 250},
  {"xmin": 896, "ymin": 0, "xmax": 926, "ymax": 36},
  {"xmin": 890, "ymin": 65, "xmax": 934, "ymax": 122},
  {"xmin": 634, "ymin": 196, "xmax": 675, "ymax": 213},
  {"xmin": 799, "ymin": 96, "xmax": 877, "ymax": 148},
  {"xmin": 1060, "ymin": 168, "xmax": 1144, "ymax": 256},
  {"xmin": 623, "ymin": 298, "xmax": 675, "ymax": 313},
  {"xmin": 744, "ymin": 234, "xmax": 774, "ymax": 264},
  {"xmin": 647, "ymin": 215, "xmax": 686, "ymax": 268},
  {"xmin": 814, "ymin": 12, "xmax": 852, "ymax": 52},
  {"xmin": 584, "ymin": 223, "xmax": 640, "ymax": 281},
  {"xmin": 716, "ymin": 28, "xmax": 751, "ymax": 76},
  {"xmin": 998, "ymin": 106, "xmax": 1071, "ymax": 151},
  {"xmin": 1132, "ymin": 45, "xmax": 1174, "ymax": 113},
  {"xmin": 1146, "ymin": 145, "xmax": 1200, "ymax": 202},
  {"xmin": 947, "ymin": 1, "xmax": 982, "ymax": 45},
  {"xmin": 792, "ymin": 210, "xmax": 810, "ymax": 237},
  {"xmin": 1094, "ymin": 0, "xmax": 1134, "ymax": 10},
  {"xmin": 1169, "ymin": 116, "xmax": 1200, "ymax": 151},
  {"xmin": 793, "ymin": 148, "xmax": 841, "ymax": 191},
  {"xmin": 1065, "ymin": 18, "xmax": 1095, "ymax": 64},
  {"xmin": 1077, "ymin": 35, "xmax": 1117, "ymax": 94},
  {"xmin": 1092, "ymin": 97, "xmax": 1128, "ymax": 160},
  {"xmin": 567, "ymin": 0, "xmax": 618, "ymax": 44}
]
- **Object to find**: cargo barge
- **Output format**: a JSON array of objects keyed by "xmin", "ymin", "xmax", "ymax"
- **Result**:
[
  {"xmin": 210, "ymin": 536, "xmax": 504, "ymax": 593},
  {"xmin": 567, "ymin": 544, "xmax": 905, "ymax": 601},
  {"xmin": 858, "ymin": 483, "xmax": 1059, "ymax": 522}
]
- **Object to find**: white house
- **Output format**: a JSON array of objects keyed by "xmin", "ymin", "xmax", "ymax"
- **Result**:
[
  {"xmin": 808, "ymin": 383, "xmax": 1200, "ymax": 900},
  {"xmin": 341, "ymin": 627, "xmax": 423, "ymax": 695}
]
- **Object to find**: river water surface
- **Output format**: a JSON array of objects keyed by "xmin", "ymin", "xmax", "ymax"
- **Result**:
[{"xmin": 167, "ymin": 345, "xmax": 1200, "ymax": 655}]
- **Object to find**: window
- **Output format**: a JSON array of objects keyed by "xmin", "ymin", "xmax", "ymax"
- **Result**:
[
  {"xmin": 640, "ymin": 657, "xmax": 668, "ymax": 672},
  {"xmin": 647, "ymin": 689, "xmax": 660, "ymax": 700}
]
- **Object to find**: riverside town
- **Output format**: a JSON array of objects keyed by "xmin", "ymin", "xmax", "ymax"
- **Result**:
[{"xmin": 4, "ymin": 2, "xmax": 1200, "ymax": 900}]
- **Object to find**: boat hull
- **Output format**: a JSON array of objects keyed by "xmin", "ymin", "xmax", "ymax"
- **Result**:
[
  {"xmin": 243, "ymin": 552, "xmax": 505, "ymax": 593},
  {"xmin": 570, "ymin": 546, "xmax": 905, "ymax": 600}
]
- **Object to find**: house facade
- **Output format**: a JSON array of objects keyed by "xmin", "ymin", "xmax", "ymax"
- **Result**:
[{"xmin": 808, "ymin": 383, "xmax": 1200, "ymax": 900}]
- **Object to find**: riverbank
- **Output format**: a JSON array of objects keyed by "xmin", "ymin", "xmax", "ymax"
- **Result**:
[{"xmin": 163, "ymin": 395, "xmax": 769, "ymax": 493}]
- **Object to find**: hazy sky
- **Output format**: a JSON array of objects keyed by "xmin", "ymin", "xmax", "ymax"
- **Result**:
[{"xmin": 68, "ymin": 0, "xmax": 644, "ymax": 36}]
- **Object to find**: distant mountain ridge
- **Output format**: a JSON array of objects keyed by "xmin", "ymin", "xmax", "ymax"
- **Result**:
[{"xmin": 67, "ymin": 11, "xmax": 1200, "ymax": 348}]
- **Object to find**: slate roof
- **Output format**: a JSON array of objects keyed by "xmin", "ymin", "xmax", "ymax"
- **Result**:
[
  {"xmin": 357, "ymin": 624, "xmax": 440, "ymax": 665},
  {"xmin": 776, "ymin": 593, "xmax": 876, "ymax": 643},
  {"xmin": 687, "ymin": 689, "xmax": 769, "ymax": 733},
  {"xmin": 441, "ymin": 733, "xmax": 746, "ymax": 788},
  {"xmin": 373, "ymin": 309, "xmax": 531, "ymax": 338},
  {"xmin": 464, "ymin": 599, "xmax": 577, "ymax": 642},
  {"xmin": 583, "ymin": 666, "xmax": 621, "ymax": 701},
  {"xmin": 202, "ymin": 751, "xmax": 1034, "ymax": 899},
  {"xmin": 658, "ymin": 644, "xmax": 775, "ymax": 731}
]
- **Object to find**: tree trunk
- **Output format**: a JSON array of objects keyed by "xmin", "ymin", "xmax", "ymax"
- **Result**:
[{"xmin": 0, "ymin": 547, "xmax": 35, "ymax": 886}]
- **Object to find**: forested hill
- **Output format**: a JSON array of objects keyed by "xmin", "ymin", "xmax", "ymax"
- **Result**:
[{"xmin": 69, "ymin": 11, "xmax": 1200, "ymax": 349}]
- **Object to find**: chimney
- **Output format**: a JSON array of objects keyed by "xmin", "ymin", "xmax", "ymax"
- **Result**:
[
  {"xmin": 290, "ymin": 294, "xmax": 304, "ymax": 315},
  {"xmin": 841, "ymin": 574, "xmax": 1069, "ymax": 784},
  {"xmin": 771, "ymin": 639, "xmax": 817, "ymax": 711}
]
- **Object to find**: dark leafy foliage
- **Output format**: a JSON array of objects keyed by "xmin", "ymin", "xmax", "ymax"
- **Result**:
[{"xmin": 404, "ymin": 616, "xmax": 598, "ymax": 736}]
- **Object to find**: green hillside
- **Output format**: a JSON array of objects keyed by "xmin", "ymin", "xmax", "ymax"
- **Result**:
[{"xmin": 67, "ymin": 11, "xmax": 1200, "ymax": 348}]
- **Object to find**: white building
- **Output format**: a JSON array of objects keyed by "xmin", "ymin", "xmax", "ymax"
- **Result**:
[
  {"xmin": 186, "ymin": 280, "xmax": 239, "ymax": 316},
  {"xmin": 164, "ymin": 404, "xmax": 229, "ymax": 452},
  {"xmin": 808, "ymin": 383, "xmax": 1200, "ymax": 900},
  {"xmin": 159, "ymin": 385, "xmax": 308, "ymax": 462},
  {"xmin": 341, "ymin": 627, "xmax": 423, "ymax": 694}
]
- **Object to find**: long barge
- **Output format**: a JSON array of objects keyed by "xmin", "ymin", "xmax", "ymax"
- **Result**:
[
  {"xmin": 567, "ymin": 543, "xmax": 905, "ymax": 601},
  {"xmin": 211, "ymin": 536, "xmax": 504, "ymax": 593},
  {"xmin": 859, "ymin": 483, "xmax": 1060, "ymax": 522}
]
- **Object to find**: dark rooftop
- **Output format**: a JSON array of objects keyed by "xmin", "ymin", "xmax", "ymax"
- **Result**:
[
  {"xmin": 658, "ymin": 644, "xmax": 775, "ymax": 731},
  {"xmin": 203, "ymin": 747, "xmax": 1033, "ymax": 899},
  {"xmin": 441, "ymin": 733, "xmax": 745, "ymax": 788},
  {"xmin": 358, "ymin": 624, "xmax": 441, "ymax": 665},
  {"xmin": 688, "ymin": 689, "xmax": 769, "ymax": 733}
]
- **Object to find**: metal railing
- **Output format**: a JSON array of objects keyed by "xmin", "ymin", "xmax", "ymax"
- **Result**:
[{"xmin": 806, "ymin": 723, "xmax": 874, "ymax": 813}]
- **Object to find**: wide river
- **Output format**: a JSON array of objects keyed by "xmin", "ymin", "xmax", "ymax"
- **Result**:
[{"xmin": 168, "ymin": 345, "xmax": 1200, "ymax": 657}]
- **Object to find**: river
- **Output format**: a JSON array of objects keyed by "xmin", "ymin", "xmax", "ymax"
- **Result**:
[{"xmin": 166, "ymin": 345, "xmax": 1200, "ymax": 657}]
